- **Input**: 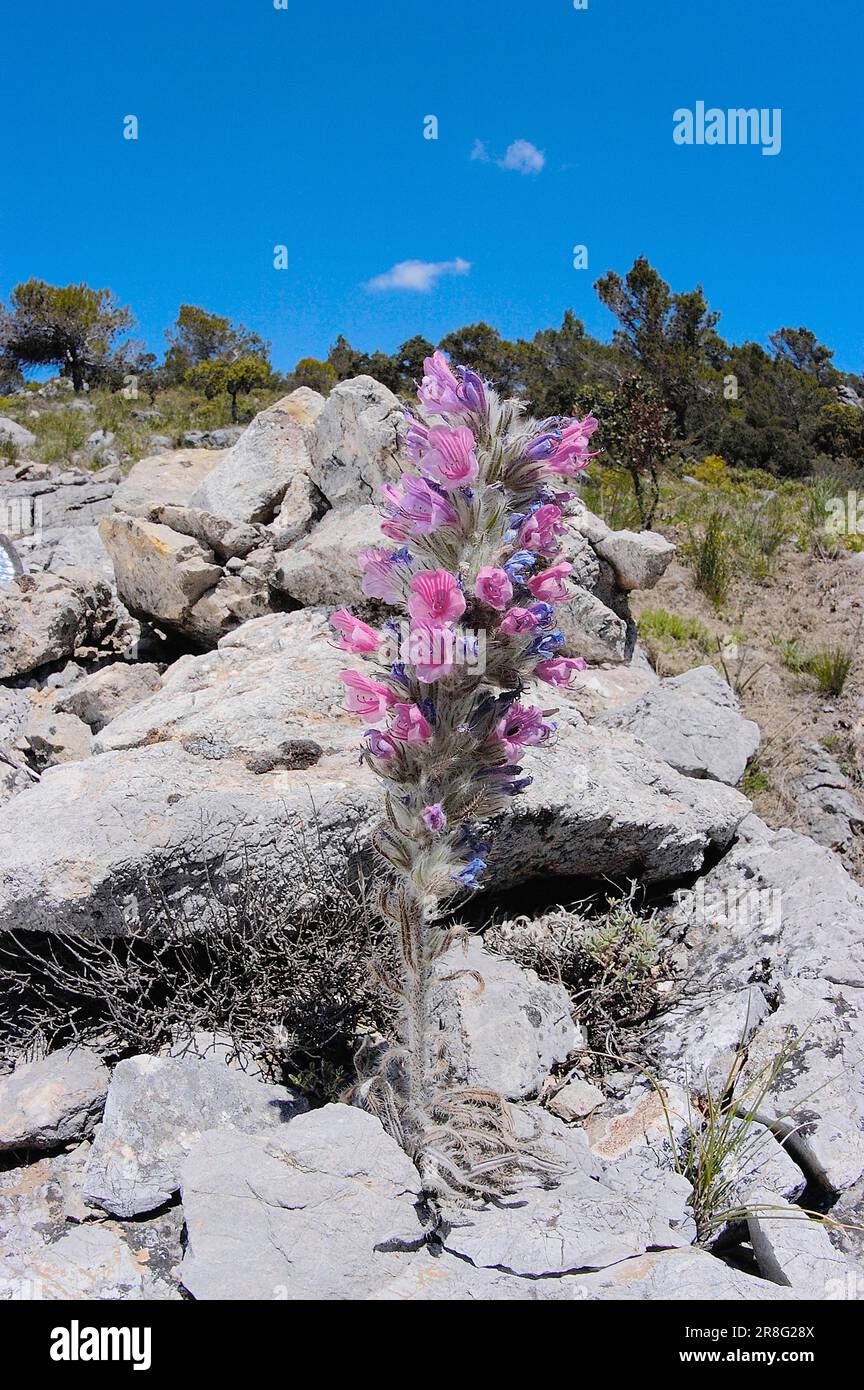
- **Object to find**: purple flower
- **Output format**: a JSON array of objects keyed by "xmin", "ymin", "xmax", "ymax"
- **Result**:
[
  {"xmin": 519, "ymin": 504, "xmax": 566, "ymax": 558},
  {"xmin": 503, "ymin": 550, "xmax": 537, "ymax": 583},
  {"xmin": 381, "ymin": 475, "xmax": 457, "ymax": 540},
  {"xmin": 359, "ymin": 547, "xmax": 411, "ymax": 605},
  {"xmin": 526, "ymin": 602, "xmax": 555, "ymax": 626},
  {"xmin": 366, "ymin": 729, "xmax": 398, "ymax": 760},
  {"xmin": 418, "ymin": 351, "xmax": 469, "ymax": 415},
  {"xmin": 422, "ymin": 803, "xmax": 447, "ymax": 833},
  {"xmin": 456, "ymin": 366, "xmax": 487, "ymax": 415},
  {"xmin": 527, "ymin": 629, "xmax": 566, "ymax": 660},
  {"xmin": 495, "ymin": 703, "xmax": 556, "ymax": 759},
  {"xmin": 453, "ymin": 856, "xmax": 487, "ymax": 890}
]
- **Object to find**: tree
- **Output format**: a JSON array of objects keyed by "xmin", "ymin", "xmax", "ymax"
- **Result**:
[
  {"xmin": 594, "ymin": 257, "xmax": 723, "ymax": 436},
  {"xmin": 291, "ymin": 356, "xmax": 337, "ymax": 394},
  {"xmin": 327, "ymin": 334, "xmax": 367, "ymax": 381},
  {"xmin": 769, "ymin": 327, "xmax": 837, "ymax": 385},
  {"xmin": 576, "ymin": 375, "xmax": 673, "ymax": 528},
  {"xmin": 0, "ymin": 280, "xmax": 133, "ymax": 391},
  {"xmin": 123, "ymin": 350, "xmax": 167, "ymax": 405},
  {"xmin": 188, "ymin": 355, "xmax": 272, "ymax": 422},
  {"xmin": 164, "ymin": 304, "xmax": 270, "ymax": 384}
]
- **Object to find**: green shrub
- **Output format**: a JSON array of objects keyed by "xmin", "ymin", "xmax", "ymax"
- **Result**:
[
  {"xmin": 805, "ymin": 646, "xmax": 854, "ymax": 697},
  {"xmin": 686, "ymin": 510, "xmax": 733, "ymax": 606},
  {"xmin": 638, "ymin": 607, "xmax": 713, "ymax": 652}
]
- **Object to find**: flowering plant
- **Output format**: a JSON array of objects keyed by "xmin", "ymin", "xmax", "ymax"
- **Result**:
[{"xmin": 332, "ymin": 351, "xmax": 597, "ymax": 1199}]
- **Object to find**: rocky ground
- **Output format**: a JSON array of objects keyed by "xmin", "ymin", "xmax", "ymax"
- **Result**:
[{"xmin": 1, "ymin": 380, "xmax": 862, "ymax": 1301}]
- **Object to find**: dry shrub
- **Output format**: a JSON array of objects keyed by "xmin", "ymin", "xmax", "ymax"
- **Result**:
[{"xmin": 0, "ymin": 834, "xmax": 394, "ymax": 1100}]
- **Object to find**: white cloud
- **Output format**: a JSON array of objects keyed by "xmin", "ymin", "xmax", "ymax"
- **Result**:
[
  {"xmin": 470, "ymin": 138, "xmax": 490, "ymax": 162},
  {"xmin": 366, "ymin": 257, "xmax": 471, "ymax": 293},
  {"xmin": 498, "ymin": 139, "xmax": 545, "ymax": 174}
]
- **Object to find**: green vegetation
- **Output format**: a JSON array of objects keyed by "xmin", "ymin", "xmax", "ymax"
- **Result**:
[
  {"xmin": 687, "ymin": 509, "xmax": 734, "ymax": 606},
  {"xmin": 638, "ymin": 607, "xmax": 713, "ymax": 653},
  {"xmin": 805, "ymin": 645, "xmax": 855, "ymax": 697},
  {"xmin": 2, "ymin": 257, "xmax": 861, "ymax": 489}
]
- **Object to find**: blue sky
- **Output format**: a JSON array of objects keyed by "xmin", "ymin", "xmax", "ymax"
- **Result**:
[{"xmin": 1, "ymin": 0, "xmax": 861, "ymax": 373}]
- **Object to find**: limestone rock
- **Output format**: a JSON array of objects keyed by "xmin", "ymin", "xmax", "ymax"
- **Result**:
[
  {"xmin": 548, "ymin": 1078, "xmax": 605, "ymax": 1122},
  {"xmin": 557, "ymin": 585, "xmax": 629, "ymax": 664},
  {"xmin": 20, "ymin": 708, "xmax": 93, "ymax": 768},
  {"xmin": 99, "ymin": 513, "xmax": 221, "ymax": 632},
  {"xmin": 0, "ymin": 1047, "xmax": 109, "ymax": 1151},
  {"xmin": 53, "ymin": 661, "xmax": 163, "ymax": 732},
  {"xmin": 272, "ymin": 504, "xmax": 384, "ymax": 608},
  {"xmin": 0, "ymin": 569, "xmax": 117, "ymax": 678},
  {"xmin": 594, "ymin": 528, "xmax": 676, "ymax": 591},
  {"xmin": 82, "ymin": 1053, "xmax": 307, "ymax": 1217},
  {"xmin": 180, "ymin": 1105, "xmax": 425, "ymax": 1300},
  {"xmin": 748, "ymin": 1189, "xmax": 853, "ymax": 1296},
  {"xmin": 309, "ymin": 376, "xmax": 403, "ymax": 506},
  {"xmin": 111, "ymin": 448, "xmax": 224, "ymax": 518},
  {"xmin": 16, "ymin": 525, "xmax": 114, "ymax": 583},
  {"xmin": 190, "ymin": 389, "xmax": 324, "ymax": 525},
  {"xmin": 0, "ymin": 417, "xmax": 37, "ymax": 455},
  {"xmin": 0, "ymin": 641, "xmax": 750, "ymax": 937},
  {"xmin": 431, "ymin": 937, "xmax": 581, "ymax": 1100},
  {"xmin": 597, "ymin": 665, "xmax": 761, "ymax": 785}
]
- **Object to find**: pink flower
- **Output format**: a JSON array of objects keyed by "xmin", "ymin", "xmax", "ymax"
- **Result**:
[
  {"xmin": 534, "ymin": 657, "xmax": 588, "ymax": 687},
  {"xmin": 418, "ymin": 351, "xmax": 468, "ymax": 415},
  {"xmin": 404, "ymin": 415, "xmax": 431, "ymax": 462},
  {"xmin": 422, "ymin": 803, "xmax": 447, "ymax": 833},
  {"xmin": 475, "ymin": 566, "xmax": 513, "ymax": 611},
  {"xmin": 408, "ymin": 569, "xmax": 466, "ymax": 625},
  {"xmin": 546, "ymin": 416, "xmax": 600, "ymax": 478},
  {"xmin": 358, "ymin": 547, "xmax": 408, "ymax": 604},
  {"xmin": 409, "ymin": 622, "xmax": 455, "ymax": 683},
  {"xmin": 417, "ymin": 426, "xmax": 478, "ymax": 490},
  {"xmin": 499, "ymin": 606, "xmax": 541, "ymax": 635},
  {"xmin": 495, "ymin": 703, "xmax": 555, "ymax": 759},
  {"xmin": 389, "ymin": 702, "xmax": 433, "ymax": 744},
  {"xmin": 340, "ymin": 669, "xmax": 395, "ymax": 723},
  {"xmin": 329, "ymin": 608, "xmax": 379, "ymax": 654},
  {"xmin": 381, "ymin": 474, "xmax": 457, "ymax": 540},
  {"xmin": 366, "ymin": 729, "xmax": 398, "ymax": 760},
  {"xmin": 526, "ymin": 561, "xmax": 573, "ymax": 604},
  {"xmin": 519, "ymin": 504, "xmax": 566, "ymax": 558}
]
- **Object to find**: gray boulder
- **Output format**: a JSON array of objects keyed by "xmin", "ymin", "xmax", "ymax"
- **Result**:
[
  {"xmin": 440, "ymin": 1164, "xmax": 693, "ymax": 1277},
  {"xmin": 648, "ymin": 816, "xmax": 864, "ymax": 1191},
  {"xmin": 190, "ymin": 389, "xmax": 324, "ymax": 525},
  {"xmin": 54, "ymin": 661, "xmax": 162, "ymax": 732},
  {"xmin": 16, "ymin": 525, "xmax": 114, "ymax": 583},
  {"xmin": 179, "ymin": 1105, "xmax": 426, "ymax": 1300},
  {"xmin": 82, "ymin": 1054, "xmax": 307, "ymax": 1217},
  {"xmin": 99, "ymin": 513, "xmax": 222, "ymax": 634},
  {"xmin": 0, "ymin": 614, "xmax": 749, "ymax": 937},
  {"xmin": 431, "ymin": 937, "xmax": 580, "ymax": 1099},
  {"xmin": 272, "ymin": 505, "xmax": 385, "ymax": 608},
  {"xmin": 597, "ymin": 665, "xmax": 760, "ymax": 785},
  {"xmin": 557, "ymin": 585, "xmax": 629, "ymax": 664},
  {"xmin": 594, "ymin": 528, "xmax": 676, "ymax": 591},
  {"xmin": 748, "ymin": 1190, "xmax": 853, "ymax": 1296},
  {"xmin": 791, "ymin": 740, "xmax": 864, "ymax": 850},
  {"xmin": 111, "ymin": 448, "xmax": 224, "ymax": 518},
  {"xmin": 0, "ymin": 1047, "xmax": 109, "ymax": 1150},
  {"xmin": 0, "ymin": 417, "xmax": 37, "ymax": 455},
  {"xmin": 20, "ymin": 707, "xmax": 94, "ymax": 768},
  {"xmin": 0, "ymin": 569, "xmax": 117, "ymax": 678},
  {"xmin": 309, "ymin": 376, "xmax": 403, "ymax": 506}
]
